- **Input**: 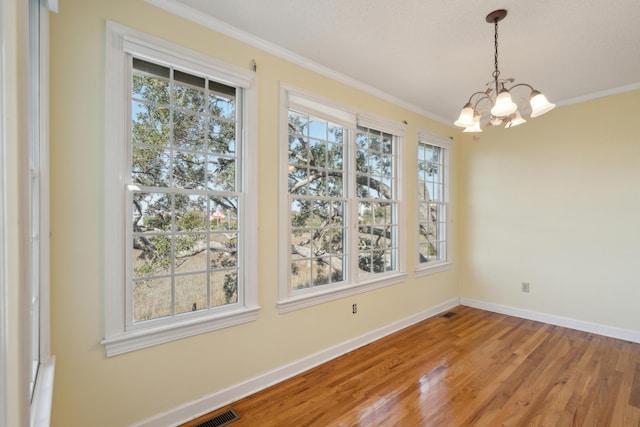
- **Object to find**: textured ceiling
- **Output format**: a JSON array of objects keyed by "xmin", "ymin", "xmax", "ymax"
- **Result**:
[{"xmin": 166, "ymin": 0, "xmax": 640, "ymax": 125}]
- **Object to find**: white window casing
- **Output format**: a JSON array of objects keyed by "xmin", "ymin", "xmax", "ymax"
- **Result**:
[
  {"xmin": 278, "ymin": 84, "xmax": 406, "ymax": 313},
  {"xmin": 103, "ymin": 22, "xmax": 259, "ymax": 357},
  {"xmin": 415, "ymin": 129, "xmax": 452, "ymax": 277},
  {"xmin": 28, "ymin": 0, "xmax": 56, "ymax": 426}
]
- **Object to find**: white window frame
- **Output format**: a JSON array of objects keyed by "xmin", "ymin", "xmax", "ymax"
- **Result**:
[
  {"xmin": 0, "ymin": 0, "xmax": 7, "ymax": 423},
  {"xmin": 415, "ymin": 130, "xmax": 452, "ymax": 277},
  {"xmin": 28, "ymin": 1, "xmax": 56, "ymax": 426},
  {"xmin": 103, "ymin": 22, "xmax": 259, "ymax": 357},
  {"xmin": 277, "ymin": 84, "xmax": 406, "ymax": 313}
]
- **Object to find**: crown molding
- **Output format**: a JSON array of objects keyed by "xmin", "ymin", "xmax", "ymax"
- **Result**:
[{"xmin": 144, "ymin": 0, "xmax": 451, "ymax": 125}]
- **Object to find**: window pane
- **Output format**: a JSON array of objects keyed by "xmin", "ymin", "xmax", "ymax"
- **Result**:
[
  {"xmin": 309, "ymin": 118, "xmax": 327, "ymax": 140},
  {"xmin": 210, "ymin": 232, "xmax": 237, "ymax": 269},
  {"xmin": 207, "ymin": 156, "xmax": 236, "ymax": 192},
  {"xmin": 133, "ymin": 277, "xmax": 172, "ymax": 322},
  {"xmin": 173, "ymin": 77, "xmax": 206, "ymax": 112},
  {"xmin": 129, "ymin": 58, "xmax": 245, "ymax": 326},
  {"xmin": 175, "ymin": 273, "xmax": 207, "ymax": 314},
  {"xmin": 132, "ymin": 74, "xmax": 170, "ymax": 105},
  {"xmin": 175, "ymin": 234, "xmax": 208, "ymax": 272},
  {"xmin": 175, "ymin": 195, "xmax": 208, "ymax": 232},
  {"xmin": 133, "ymin": 192, "xmax": 172, "ymax": 232},
  {"xmin": 173, "ymin": 111, "xmax": 206, "ymax": 151},
  {"xmin": 211, "ymin": 270, "xmax": 238, "ymax": 306},
  {"xmin": 210, "ymin": 196, "xmax": 238, "ymax": 231},
  {"xmin": 291, "ymin": 259, "xmax": 311, "ymax": 290},
  {"xmin": 208, "ymin": 118, "xmax": 236, "ymax": 154},
  {"xmin": 208, "ymin": 92, "xmax": 236, "ymax": 120},
  {"xmin": 132, "ymin": 234, "xmax": 172, "ymax": 279},
  {"xmin": 132, "ymin": 102, "xmax": 170, "ymax": 147},
  {"xmin": 132, "ymin": 146, "xmax": 170, "ymax": 187},
  {"xmin": 173, "ymin": 150, "xmax": 206, "ymax": 189},
  {"xmin": 417, "ymin": 141, "xmax": 448, "ymax": 265},
  {"xmin": 356, "ymin": 127, "xmax": 397, "ymax": 277}
]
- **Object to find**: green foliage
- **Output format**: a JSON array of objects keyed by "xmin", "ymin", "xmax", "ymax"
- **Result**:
[
  {"xmin": 287, "ymin": 112, "xmax": 397, "ymax": 284},
  {"xmin": 130, "ymin": 65, "xmax": 240, "ymax": 318}
]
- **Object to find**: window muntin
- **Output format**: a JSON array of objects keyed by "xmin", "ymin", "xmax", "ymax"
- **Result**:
[
  {"xmin": 283, "ymin": 94, "xmax": 403, "ymax": 303},
  {"xmin": 417, "ymin": 138, "xmax": 449, "ymax": 266},
  {"xmin": 129, "ymin": 58, "xmax": 243, "ymax": 326}
]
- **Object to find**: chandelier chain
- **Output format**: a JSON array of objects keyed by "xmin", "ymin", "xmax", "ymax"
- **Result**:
[
  {"xmin": 453, "ymin": 9, "xmax": 555, "ymax": 131},
  {"xmin": 493, "ymin": 19, "xmax": 500, "ymax": 91}
]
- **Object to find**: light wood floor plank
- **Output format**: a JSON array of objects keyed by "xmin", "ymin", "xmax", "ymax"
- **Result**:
[{"xmin": 181, "ymin": 306, "xmax": 640, "ymax": 427}]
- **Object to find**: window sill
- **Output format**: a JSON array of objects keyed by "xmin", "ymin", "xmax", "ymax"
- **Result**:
[
  {"xmin": 414, "ymin": 261, "xmax": 452, "ymax": 278},
  {"xmin": 102, "ymin": 306, "xmax": 260, "ymax": 357},
  {"xmin": 277, "ymin": 272, "xmax": 407, "ymax": 314},
  {"xmin": 30, "ymin": 356, "xmax": 55, "ymax": 427}
]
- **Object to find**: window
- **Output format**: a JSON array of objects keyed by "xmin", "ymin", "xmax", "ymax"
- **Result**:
[
  {"xmin": 28, "ymin": 0, "xmax": 56, "ymax": 425},
  {"xmin": 279, "ymin": 86, "xmax": 405, "ymax": 312},
  {"xmin": 355, "ymin": 126, "xmax": 399, "ymax": 276},
  {"xmin": 103, "ymin": 23, "xmax": 258, "ymax": 356},
  {"xmin": 416, "ymin": 131, "xmax": 452, "ymax": 275}
]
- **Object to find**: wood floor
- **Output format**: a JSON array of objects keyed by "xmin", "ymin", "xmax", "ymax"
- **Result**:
[{"xmin": 182, "ymin": 306, "xmax": 640, "ymax": 426}]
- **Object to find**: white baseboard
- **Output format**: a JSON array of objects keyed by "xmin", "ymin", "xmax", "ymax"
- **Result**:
[
  {"xmin": 132, "ymin": 297, "xmax": 460, "ymax": 427},
  {"xmin": 460, "ymin": 298, "xmax": 640, "ymax": 344}
]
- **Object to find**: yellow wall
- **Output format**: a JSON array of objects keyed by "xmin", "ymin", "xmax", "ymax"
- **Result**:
[
  {"xmin": 458, "ymin": 89, "xmax": 640, "ymax": 330},
  {"xmin": 49, "ymin": 0, "xmax": 458, "ymax": 425}
]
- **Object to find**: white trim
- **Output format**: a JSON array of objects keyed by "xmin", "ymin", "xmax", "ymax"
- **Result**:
[
  {"xmin": 104, "ymin": 21, "xmax": 259, "ymax": 357},
  {"xmin": 277, "ymin": 83, "xmax": 291, "ymax": 313},
  {"xmin": 104, "ymin": 20, "xmax": 128, "ymax": 345},
  {"xmin": 278, "ymin": 84, "xmax": 407, "ymax": 313},
  {"xmin": 415, "ymin": 130, "xmax": 453, "ymax": 274},
  {"xmin": 555, "ymin": 82, "xmax": 640, "ymax": 108},
  {"xmin": 287, "ymin": 91, "xmax": 356, "ymax": 129},
  {"xmin": 30, "ymin": 357, "xmax": 55, "ymax": 427},
  {"xmin": 29, "ymin": 1, "xmax": 54, "ymax": 424},
  {"xmin": 417, "ymin": 129, "xmax": 452, "ymax": 149},
  {"xmin": 144, "ymin": 0, "xmax": 451, "ymax": 126},
  {"xmin": 357, "ymin": 112, "xmax": 406, "ymax": 136},
  {"xmin": 460, "ymin": 298, "xmax": 640, "ymax": 344},
  {"xmin": 131, "ymin": 297, "xmax": 460, "ymax": 427},
  {"xmin": 102, "ymin": 307, "xmax": 259, "ymax": 357},
  {"xmin": 414, "ymin": 261, "xmax": 452, "ymax": 278},
  {"xmin": 36, "ymin": 0, "xmax": 52, "ymax": 377},
  {"xmin": 277, "ymin": 273, "xmax": 407, "ymax": 314},
  {"xmin": 46, "ymin": 0, "xmax": 58, "ymax": 13},
  {"xmin": 0, "ymin": 0, "xmax": 8, "ymax": 422}
]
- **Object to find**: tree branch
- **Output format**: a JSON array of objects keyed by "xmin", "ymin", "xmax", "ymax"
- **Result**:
[{"xmin": 291, "ymin": 244, "xmax": 344, "ymax": 273}]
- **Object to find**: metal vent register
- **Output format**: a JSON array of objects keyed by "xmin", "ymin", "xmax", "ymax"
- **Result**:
[{"xmin": 194, "ymin": 409, "xmax": 239, "ymax": 427}]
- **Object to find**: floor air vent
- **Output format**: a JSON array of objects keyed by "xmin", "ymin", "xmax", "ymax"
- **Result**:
[
  {"xmin": 194, "ymin": 409, "xmax": 239, "ymax": 427},
  {"xmin": 441, "ymin": 311, "xmax": 457, "ymax": 318}
]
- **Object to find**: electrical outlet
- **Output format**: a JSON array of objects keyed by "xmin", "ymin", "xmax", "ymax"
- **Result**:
[
  {"xmin": 521, "ymin": 282, "xmax": 530, "ymax": 293},
  {"xmin": 352, "ymin": 303, "xmax": 358, "ymax": 314}
]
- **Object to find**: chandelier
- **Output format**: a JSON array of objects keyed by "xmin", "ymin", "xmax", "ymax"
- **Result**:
[{"xmin": 454, "ymin": 9, "xmax": 555, "ymax": 132}]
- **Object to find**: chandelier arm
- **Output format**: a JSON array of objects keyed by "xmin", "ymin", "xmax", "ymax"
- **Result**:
[
  {"xmin": 467, "ymin": 90, "xmax": 491, "ymax": 104},
  {"xmin": 472, "ymin": 95, "xmax": 492, "ymax": 111},
  {"xmin": 506, "ymin": 83, "xmax": 535, "ymax": 93}
]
